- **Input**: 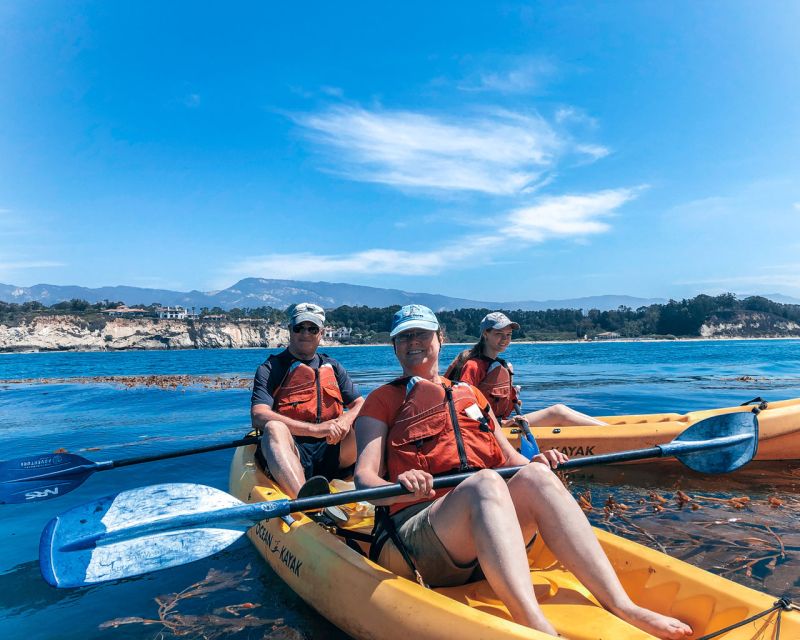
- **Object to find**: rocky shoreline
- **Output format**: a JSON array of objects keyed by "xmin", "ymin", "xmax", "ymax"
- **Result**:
[
  {"xmin": 0, "ymin": 316, "xmax": 293, "ymax": 352},
  {"xmin": 2, "ymin": 313, "xmax": 799, "ymax": 353}
]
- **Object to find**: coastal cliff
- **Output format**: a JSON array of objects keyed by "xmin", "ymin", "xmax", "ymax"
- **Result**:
[
  {"xmin": 0, "ymin": 316, "xmax": 294, "ymax": 352},
  {"xmin": 699, "ymin": 311, "xmax": 800, "ymax": 338}
]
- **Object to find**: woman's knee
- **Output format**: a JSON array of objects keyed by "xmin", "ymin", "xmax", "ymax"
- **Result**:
[
  {"xmin": 550, "ymin": 403, "xmax": 570, "ymax": 419},
  {"xmin": 460, "ymin": 468, "xmax": 511, "ymax": 502},
  {"xmin": 517, "ymin": 461, "xmax": 562, "ymax": 492}
]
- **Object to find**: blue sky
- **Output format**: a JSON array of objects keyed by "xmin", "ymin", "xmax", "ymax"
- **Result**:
[{"xmin": 1, "ymin": 1, "xmax": 799, "ymax": 302}]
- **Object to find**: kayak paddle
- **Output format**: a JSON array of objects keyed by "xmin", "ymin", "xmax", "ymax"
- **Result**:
[
  {"xmin": 40, "ymin": 411, "xmax": 757, "ymax": 588},
  {"xmin": 0, "ymin": 435, "xmax": 261, "ymax": 505},
  {"xmin": 512, "ymin": 402, "xmax": 540, "ymax": 459}
]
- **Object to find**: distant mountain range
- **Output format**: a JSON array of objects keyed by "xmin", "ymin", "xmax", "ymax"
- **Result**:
[{"xmin": 1, "ymin": 278, "xmax": 798, "ymax": 312}]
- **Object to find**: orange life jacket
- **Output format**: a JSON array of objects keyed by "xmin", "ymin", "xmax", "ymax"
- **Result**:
[
  {"xmin": 386, "ymin": 377, "xmax": 506, "ymax": 514},
  {"xmin": 477, "ymin": 360, "xmax": 517, "ymax": 420},
  {"xmin": 272, "ymin": 360, "xmax": 344, "ymax": 425}
]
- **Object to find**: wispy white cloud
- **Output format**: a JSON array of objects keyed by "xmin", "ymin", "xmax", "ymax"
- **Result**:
[
  {"xmin": 793, "ymin": 202, "xmax": 800, "ymax": 211},
  {"xmin": 320, "ymin": 86, "xmax": 344, "ymax": 98},
  {"xmin": 555, "ymin": 107, "xmax": 599, "ymax": 128},
  {"xmin": 0, "ymin": 260, "xmax": 65, "ymax": 272},
  {"xmin": 183, "ymin": 93, "xmax": 201, "ymax": 108},
  {"xmin": 458, "ymin": 56, "xmax": 557, "ymax": 94},
  {"xmin": 225, "ymin": 249, "xmax": 452, "ymax": 280},
  {"xmin": 294, "ymin": 105, "xmax": 605, "ymax": 195},
  {"xmin": 574, "ymin": 144, "xmax": 610, "ymax": 161},
  {"xmin": 509, "ymin": 189, "xmax": 637, "ymax": 241},
  {"xmin": 221, "ymin": 189, "xmax": 636, "ymax": 282},
  {"xmin": 678, "ymin": 262, "xmax": 800, "ymax": 293},
  {"xmin": 664, "ymin": 196, "xmax": 733, "ymax": 225}
]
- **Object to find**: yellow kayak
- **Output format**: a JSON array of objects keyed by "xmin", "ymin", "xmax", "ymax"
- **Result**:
[
  {"xmin": 229, "ymin": 445, "xmax": 799, "ymax": 640},
  {"xmin": 505, "ymin": 397, "xmax": 800, "ymax": 463}
]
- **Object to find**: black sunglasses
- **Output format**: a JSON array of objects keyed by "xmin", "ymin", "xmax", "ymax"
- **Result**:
[{"xmin": 292, "ymin": 325, "xmax": 320, "ymax": 334}]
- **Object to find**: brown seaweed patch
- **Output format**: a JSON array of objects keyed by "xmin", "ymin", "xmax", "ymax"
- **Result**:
[
  {"xmin": 569, "ymin": 480, "xmax": 800, "ymax": 597},
  {"xmin": 100, "ymin": 565, "xmax": 304, "ymax": 639},
  {"xmin": 0, "ymin": 374, "xmax": 252, "ymax": 391}
]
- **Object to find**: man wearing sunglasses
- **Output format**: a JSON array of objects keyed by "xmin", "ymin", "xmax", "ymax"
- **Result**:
[{"xmin": 251, "ymin": 302, "xmax": 363, "ymax": 497}]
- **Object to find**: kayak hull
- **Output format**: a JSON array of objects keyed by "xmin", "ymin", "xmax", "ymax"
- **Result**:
[
  {"xmin": 506, "ymin": 397, "xmax": 800, "ymax": 463},
  {"xmin": 229, "ymin": 445, "xmax": 799, "ymax": 640}
]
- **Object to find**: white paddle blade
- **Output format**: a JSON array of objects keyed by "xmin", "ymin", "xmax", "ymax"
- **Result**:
[{"xmin": 40, "ymin": 483, "xmax": 247, "ymax": 588}]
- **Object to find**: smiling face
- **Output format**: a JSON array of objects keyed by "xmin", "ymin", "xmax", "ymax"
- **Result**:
[
  {"xmin": 393, "ymin": 329, "xmax": 441, "ymax": 378},
  {"xmin": 483, "ymin": 327, "xmax": 513, "ymax": 357},
  {"xmin": 288, "ymin": 321, "xmax": 322, "ymax": 360}
]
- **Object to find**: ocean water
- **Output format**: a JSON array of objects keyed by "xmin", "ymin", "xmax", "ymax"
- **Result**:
[{"xmin": 1, "ymin": 341, "xmax": 799, "ymax": 639}]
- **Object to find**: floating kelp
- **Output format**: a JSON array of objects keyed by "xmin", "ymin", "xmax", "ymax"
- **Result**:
[
  {"xmin": 568, "ymin": 476, "xmax": 800, "ymax": 599},
  {"xmin": 0, "ymin": 374, "xmax": 252, "ymax": 390},
  {"xmin": 100, "ymin": 565, "xmax": 305, "ymax": 639}
]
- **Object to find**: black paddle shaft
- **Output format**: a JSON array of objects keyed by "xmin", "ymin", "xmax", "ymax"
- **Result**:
[
  {"xmin": 109, "ymin": 436, "xmax": 261, "ymax": 469},
  {"xmin": 286, "ymin": 427, "xmax": 766, "ymax": 514},
  {"xmin": 288, "ymin": 447, "xmax": 666, "ymax": 512}
]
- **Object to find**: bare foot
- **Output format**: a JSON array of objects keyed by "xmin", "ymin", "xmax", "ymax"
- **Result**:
[
  {"xmin": 616, "ymin": 604, "xmax": 692, "ymax": 640},
  {"xmin": 526, "ymin": 615, "xmax": 559, "ymax": 638}
]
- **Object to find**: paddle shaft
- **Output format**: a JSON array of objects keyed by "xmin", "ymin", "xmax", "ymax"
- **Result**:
[
  {"xmin": 54, "ymin": 428, "xmax": 756, "ymax": 554},
  {"xmin": 104, "ymin": 436, "xmax": 261, "ymax": 469},
  {"xmin": 289, "ymin": 432, "xmax": 753, "ymax": 511},
  {"xmin": 7, "ymin": 436, "xmax": 262, "ymax": 483}
]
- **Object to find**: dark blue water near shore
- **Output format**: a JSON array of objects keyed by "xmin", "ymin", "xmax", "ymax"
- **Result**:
[{"xmin": 1, "ymin": 341, "xmax": 799, "ymax": 639}]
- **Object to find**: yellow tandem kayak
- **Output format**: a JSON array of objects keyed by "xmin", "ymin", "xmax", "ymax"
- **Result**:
[
  {"xmin": 228, "ymin": 445, "xmax": 799, "ymax": 640},
  {"xmin": 504, "ymin": 397, "xmax": 800, "ymax": 463}
]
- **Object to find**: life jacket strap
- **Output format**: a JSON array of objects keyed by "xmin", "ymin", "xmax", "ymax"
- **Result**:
[{"xmin": 370, "ymin": 506, "xmax": 429, "ymax": 589}]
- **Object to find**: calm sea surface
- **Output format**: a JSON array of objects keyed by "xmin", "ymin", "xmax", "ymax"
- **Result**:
[{"xmin": 1, "ymin": 341, "xmax": 799, "ymax": 639}]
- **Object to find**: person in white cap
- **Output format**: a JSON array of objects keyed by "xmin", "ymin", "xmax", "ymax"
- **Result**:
[
  {"xmin": 251, "ymin": 302, "xmax": 364, "ymax": 497},
  {"xmin": 445, "ymin": 311, "xmax": 605, "ymax": 427},
  {"xmin": 354, "ymin": 304, "xmax": 691, "ymax": 639}
]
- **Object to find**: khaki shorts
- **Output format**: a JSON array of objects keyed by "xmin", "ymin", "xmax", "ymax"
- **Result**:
[{"xmin": 378, "ymin": 501, "xmax": 479, "ymax": 587}]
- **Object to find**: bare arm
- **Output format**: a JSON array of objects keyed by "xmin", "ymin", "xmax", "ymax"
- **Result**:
[
  {"xmin": 250, "ymin": 403, "xmax": 326, "ymax": 437},
  {"xmin": 322, "ymin": 396, "xmax": 365, "ymax": 445},
  {"xmin": 251, "ymin": 395, "xmax": 364, "ymax": 441},
  {"xmin": 339, "ymin": 396, "xmax": 364, "ymax": 427},
  {"xmin": 491, "ymin": 410, "xmax": 568, "ymax": 469},
  {"xmin": 354, "ymin": 415, "xmax": 435, "ymax": 506}
]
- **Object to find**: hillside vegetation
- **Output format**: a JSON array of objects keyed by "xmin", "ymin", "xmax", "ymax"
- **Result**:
[{"xmin": 3, "ymin": 294, "xmax": 800, "ymax": 344}]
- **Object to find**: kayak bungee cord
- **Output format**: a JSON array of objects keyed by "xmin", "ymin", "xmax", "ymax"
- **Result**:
[{"xmin": 696, "ymin": 597, "xmax": 796, "ymax": 640}]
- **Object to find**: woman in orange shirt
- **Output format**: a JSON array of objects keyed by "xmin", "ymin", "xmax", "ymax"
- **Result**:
[{"xmin": 354, "ymin": 304, "xmax": 690, "ymax": 639}]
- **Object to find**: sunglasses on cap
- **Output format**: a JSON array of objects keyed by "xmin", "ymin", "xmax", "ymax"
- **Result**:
[{"xmin": 292, "ymin": 324, "xmax": 320, "ymax": 334}]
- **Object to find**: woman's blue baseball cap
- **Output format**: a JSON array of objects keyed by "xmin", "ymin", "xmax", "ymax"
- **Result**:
[{"xmin": 390, "ymin": 304, "xmax": 440, "ymax": 338}]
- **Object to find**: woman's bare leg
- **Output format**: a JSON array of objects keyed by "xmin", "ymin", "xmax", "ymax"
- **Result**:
[
  {"xmin": 429, "ymin": 469, "xmax": 558, "ymax": 636},
  {"xmin": 522, "ymin": 403, "xmax": 606, "ymax": 427},
  {"xmin": 507, "ymin": 463, "xmax": 691, "ymax": 640}
]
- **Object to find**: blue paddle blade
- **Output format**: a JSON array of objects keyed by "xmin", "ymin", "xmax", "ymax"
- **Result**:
[
  {"xmin": 0, "ymin": 452, "xmax": 97, "ymax": 504},
  {"xmin": 664, "ymin": 412, "xmax": 759, "ymax": 474},
  {"xmin": 520, "ymin": 433, "xmax": 540, "ymax": 460},
  {"xmin": 40, "ymin": 483, "xmax": 278, "ymax": 588}
]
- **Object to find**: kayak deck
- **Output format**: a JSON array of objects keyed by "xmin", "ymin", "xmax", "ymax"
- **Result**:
[
  {"xmin": 505, "ymin": 397, "xmax": 800, "ymax": 462},
  {"xmin": 229, "ymin": 445, "xmax": 799, "ymax": 639}
]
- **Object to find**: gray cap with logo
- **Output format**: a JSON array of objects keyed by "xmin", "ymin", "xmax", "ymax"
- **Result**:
[
  {"xmin": 479, "ymin": 311, "xmax": 520, "ymax": 333},
  {"xmin": 288, "ymin": 302, "xmax": 326, "ymax": 328}
]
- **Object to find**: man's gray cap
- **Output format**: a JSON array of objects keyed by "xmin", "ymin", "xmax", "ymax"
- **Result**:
[{"xmin": 288, "ymin": 302, "xmax": 326, "ymax": 328}]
